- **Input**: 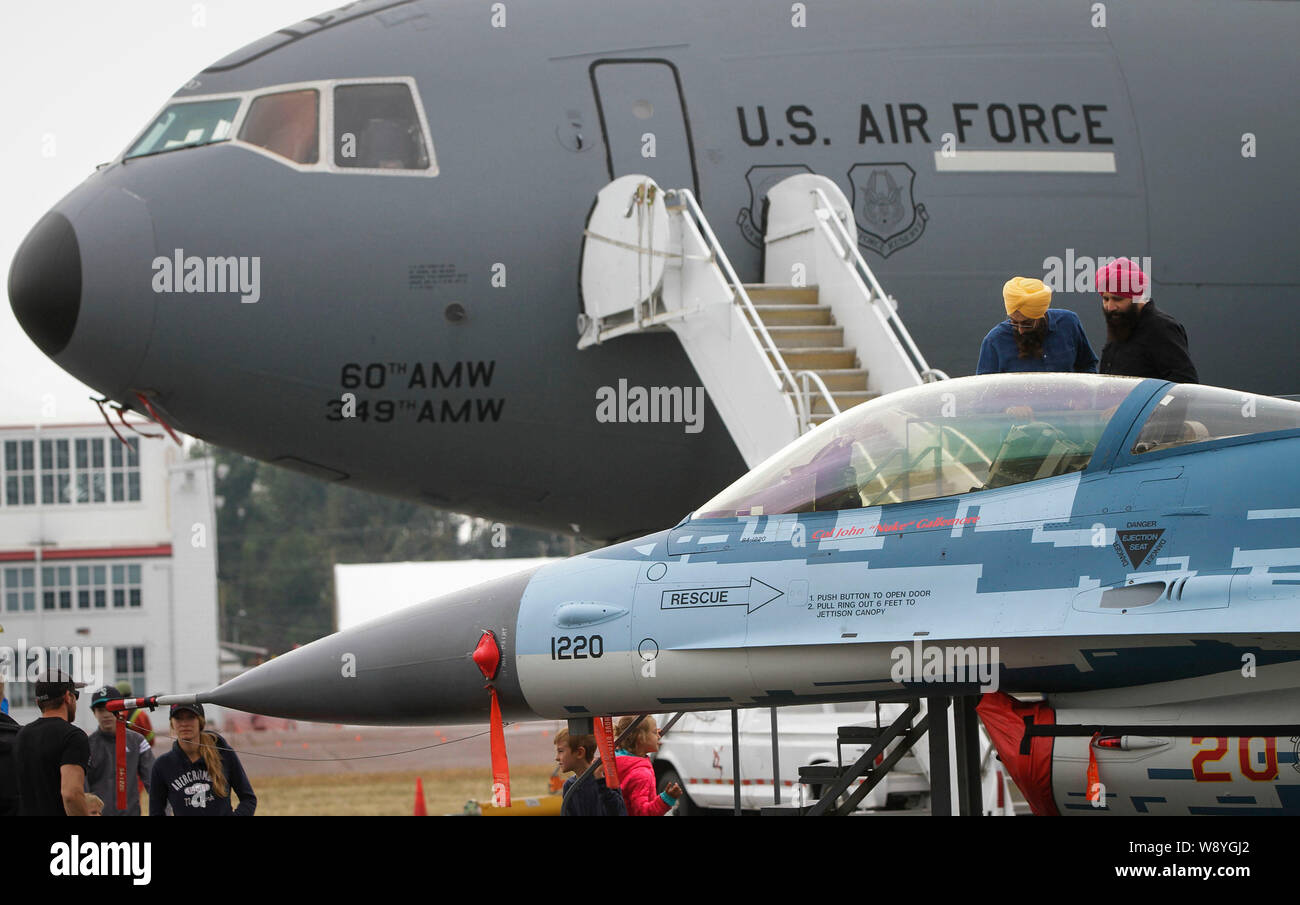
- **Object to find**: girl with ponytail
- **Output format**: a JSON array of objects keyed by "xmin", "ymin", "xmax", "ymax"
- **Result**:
[{"xmin": 149, "ymin": 702, "xmax": 257, "ymax": 815}]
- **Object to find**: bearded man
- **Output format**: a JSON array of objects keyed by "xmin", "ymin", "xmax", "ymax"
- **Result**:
[
  {"xmin": 976, "ymin": 276, "xmax": 1097, "ymax": 375},
  {"xmin": 1097, "ymin": 257, "xmax": 1198, "ymax": 383}
]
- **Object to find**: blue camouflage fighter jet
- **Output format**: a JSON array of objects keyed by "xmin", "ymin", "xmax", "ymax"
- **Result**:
[{"xmin": 204, "ymin": 373, "xmax": 1300, "ymax": 814}]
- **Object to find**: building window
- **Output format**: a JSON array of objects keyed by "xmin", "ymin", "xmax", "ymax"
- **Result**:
[
  {"xmin": 76, "ymin": 565, "xmax": 108, "ymax": 610},
  {"xmin": 3, "ymin": 567, "xmax": 36, "ymax": 612},
  {"xmin": 74, "ymin": 438, "xmax": 107, "ymax": 503},
  {"xmin": 42, "ymin": 566, "xmax": 73, "ymax": 610},
  {"xmin": 110, "ymin": 437, "xmax": 141, "ymax": 502},
  {"xmin": 38, "ymin": 562, "xmax": 139, "ymax": 612},
  {"xmin": 115, "ymin": 647, "xmax": 146, "ymax": 695},
  {"xmin": 3, "ymin": 434, "xmax": 135, "ymax": 508},
  {"xmin": 39, "ymin": 439, "xmax": 72, "ymax": 505},
  {"xmin": 3, "ymin": 440, "xmax": 36, "ymax": 505},
  {"xmin": 111, "ymin": 563, "xmax": 143, "ymax": 608}
]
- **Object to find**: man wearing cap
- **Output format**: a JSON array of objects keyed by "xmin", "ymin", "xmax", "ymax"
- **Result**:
[
  {"xmin": 977, "ymin": 277, "xmax": 1098, "ymax": 375},
  {"xmin": 1096, "ymin": 257, "xmax": 1198, "ymax": 382},
  {"xmin": 84, "ymin": 685, "xmax": 154, "ymax": 816},
  {"xmin": 12, "ymin": 669, "xmax": 90, "ymax": 815}
]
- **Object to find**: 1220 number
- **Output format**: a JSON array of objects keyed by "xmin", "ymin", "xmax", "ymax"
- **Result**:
[{"xmin": 551, "ymin": 635, "xmax": 603, "ymax": 660}]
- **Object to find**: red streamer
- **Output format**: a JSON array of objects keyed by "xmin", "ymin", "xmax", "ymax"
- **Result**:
[
  {"xmin": 115, "ymin": 716, "xmax": 127, "ymax": 812},
  {"xmin": 593, "ymin": 717, "xmax": 620, "ymax": 788},
  {"xmin": 473, "ymin": 632, "xmax": 510, "ymax": 808},
  {"xmin": 1086, "ymin": 732, "xmax": 1102, "ymax": 805},
  {"xmin": 488, "ymin": 688, "xmax": 510, "ymax": 808}
]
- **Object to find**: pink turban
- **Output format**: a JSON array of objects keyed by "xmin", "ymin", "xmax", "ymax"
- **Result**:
[{"xmin": 1096, "ymin": 257, "xmax": 1147, "ymax": 298}]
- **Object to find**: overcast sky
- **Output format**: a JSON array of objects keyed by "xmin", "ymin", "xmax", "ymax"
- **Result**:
[{"xmin": 0, "ymin": 0, "xmax": 331, "ymax": 425}]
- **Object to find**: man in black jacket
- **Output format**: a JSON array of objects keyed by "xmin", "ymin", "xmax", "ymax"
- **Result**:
[
  {"xmin": 0, "ymin": 680, "xmax": 20, "ymax": 816},
  {"xmin": 1096, "ymin": 257, "xmax": 1198, "ymax": 383}
]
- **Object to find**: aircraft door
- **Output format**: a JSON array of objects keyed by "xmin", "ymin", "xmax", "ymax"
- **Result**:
[{"xmin": 590, "ymin": 60, "xmax": 699, "ymax": 196}]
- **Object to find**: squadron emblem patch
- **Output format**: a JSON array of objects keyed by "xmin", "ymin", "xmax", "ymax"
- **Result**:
[{"xmin": 849, "ymin": 162, "xmax": 928, "ymax": 258}]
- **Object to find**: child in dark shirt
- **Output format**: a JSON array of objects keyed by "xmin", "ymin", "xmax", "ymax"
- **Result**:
[{"xmin": 555, "ymin": 728, "xmax": 626, "ymax": 817}]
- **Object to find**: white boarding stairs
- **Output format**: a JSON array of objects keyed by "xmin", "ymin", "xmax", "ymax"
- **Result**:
[{"xmin": 579, "ymin": 174, "xmax": 948, "ymax": 469}]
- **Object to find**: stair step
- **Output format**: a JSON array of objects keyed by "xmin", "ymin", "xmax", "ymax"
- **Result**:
[
  {"xmin": 752, "ymin": 304, "xmax": 834, "ymax": 327},
  {"xmin": 813, "ymin": 369, "xmax": 871, "ymax": 392},
  {"xmin": 743, "ymin": 284, "xmax": 820, "ymax": 305},
  {"xmin": 798, "ymin": 765, "xmax": 846, "ymax": 783},
  {"xmin": 837, "ymin": 725, "xmax": 885, "ymax": 741},
  {"xmin": 783, "ymin": 390, "xmax": 879, "ymax": 416},
  {"xmin": 815, "ymin": 391, "xmax": 879, "ymax": 415},
  {"xmin": 759, "ymin": 805, "xmax": 815, "ymax": 816},
  {"xmin": 770, "ymin": 348, "xmax": 859, "ymax": 370},
  {"xmin": 768, "ymin": 326, "xmax": 844, "ymax": 349}
]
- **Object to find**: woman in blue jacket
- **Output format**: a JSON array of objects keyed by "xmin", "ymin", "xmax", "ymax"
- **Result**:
[{"xmin": 150, "ymin": 702, "xmax": 256, "ymax": 816}]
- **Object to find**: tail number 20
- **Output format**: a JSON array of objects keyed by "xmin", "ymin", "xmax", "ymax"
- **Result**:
[{"xmin": 551, "ymin": 635, "xmax": 604, "ymax": 660}]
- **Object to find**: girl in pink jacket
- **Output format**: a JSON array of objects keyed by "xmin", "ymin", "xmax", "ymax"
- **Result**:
[{"xmin": 613, "ymin": 715, "xmax": 682, "ymax": 816}]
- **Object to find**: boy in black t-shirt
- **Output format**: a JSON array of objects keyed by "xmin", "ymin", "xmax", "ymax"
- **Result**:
[{"xmin": 13, "ymin": 670, "xmax": 90, "ymax": 816}]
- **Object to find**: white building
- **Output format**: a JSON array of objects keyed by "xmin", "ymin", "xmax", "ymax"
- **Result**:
[{"xmin": 0, "ymin": 423, "xmax": 219, "ymax": 734}]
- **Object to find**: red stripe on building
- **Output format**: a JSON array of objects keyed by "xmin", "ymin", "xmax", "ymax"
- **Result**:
[
  {"xmin": 44, "ymin": 545, "xmax": 171, "ymax": 560},
  {"xmin": 0, "ymin": 545, "xmax": 172, "ymax": 561}
]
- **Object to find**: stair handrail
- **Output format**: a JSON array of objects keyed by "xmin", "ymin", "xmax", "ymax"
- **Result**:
[
  {"xmin": 809, "ymin": 187, "xmax": 950, "ymax": 384},
  {"xmin": 668, "ymin": 187, "xmax": 836, "ymax": 433},
  {"xmin": 795, "ymin": 369, "xmax": 841, "ymax": 423}
]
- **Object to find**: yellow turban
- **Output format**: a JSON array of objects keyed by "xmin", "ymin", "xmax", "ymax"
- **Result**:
[{"xmin": 1003, "ymin": 277, "xmax": 1052, "ymax": 319}]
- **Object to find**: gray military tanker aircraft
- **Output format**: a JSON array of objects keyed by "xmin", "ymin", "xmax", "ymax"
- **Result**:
[
  {"xmin": 166, "ymin": 373, "xmax": 1300, "ymax": 814},
  {"xmin": 8, "ymin": 0, "xmax": 1297, "ymax": 540}
]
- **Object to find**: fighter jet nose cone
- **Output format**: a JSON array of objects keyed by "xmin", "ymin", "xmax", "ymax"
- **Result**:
[
  {"xmin": 8, "ymin": 211, "xmax": 81, "ymax": 357},
  {"xmin": 204, "ymin": 566, "xmax": 542, "ymax": 725}
]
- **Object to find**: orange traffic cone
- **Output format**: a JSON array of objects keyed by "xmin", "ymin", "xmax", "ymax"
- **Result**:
[{"xmin": 413, "ymin": 777, "xmax": 428, "ymax": 816}]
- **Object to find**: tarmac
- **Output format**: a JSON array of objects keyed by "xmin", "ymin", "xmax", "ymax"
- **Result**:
[{"xmin": 216, "ymin": 720, "xmax": 564, "ymax": 778}]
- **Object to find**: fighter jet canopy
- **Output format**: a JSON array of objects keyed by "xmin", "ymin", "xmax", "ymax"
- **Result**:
[{"xmin": 695, "ymin": 374, "xmax": 1300, "ymax": 521}]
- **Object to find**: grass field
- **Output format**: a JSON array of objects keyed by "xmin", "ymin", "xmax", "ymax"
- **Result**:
[{"xmin": 248, "ymin": 765, "xmax": 561, "ymax": 816}]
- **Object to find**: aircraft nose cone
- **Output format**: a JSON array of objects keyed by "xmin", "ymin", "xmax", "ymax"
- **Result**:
[
  {"xmin": 13, "ymin": 184, "xmax": 159, "ymax": 401},
  {"xmin": 8, "ymin": 211, "xmax": 81, "ymax": 356},
  {"xmin": 202, "ymin": 567, "xmax": 541, "ymax": 725}
]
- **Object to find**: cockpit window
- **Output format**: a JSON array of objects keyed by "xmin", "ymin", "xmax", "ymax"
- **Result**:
[
  {"xmin": 694, "ymin": 374, "xmax": 1141, "ymax": 519},
  {"xmin": 333, "ymin": 83, "xmax": 429, "ymax": 170},
  {"xmin": 125, "ymin": 98, "xmax": 241, "ymax": 159},
  {"xmin": 1132, "ymin": 385, "xmax": 1300, "ymax": 455},
  {"xmin": 238, "ymin": 89, "xmax": 319, "ymax": 164}
]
